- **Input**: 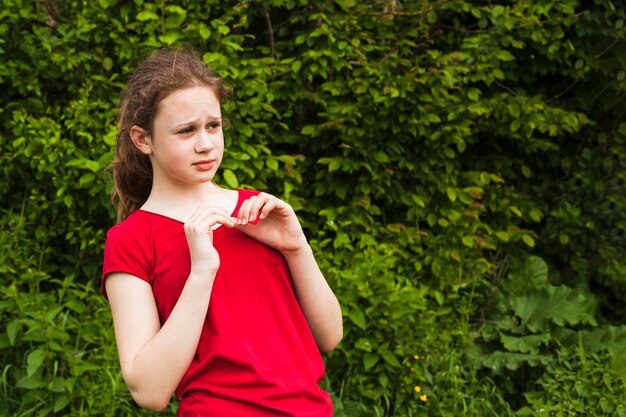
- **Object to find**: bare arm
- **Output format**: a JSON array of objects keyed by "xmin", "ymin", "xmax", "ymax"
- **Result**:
[
  {"xmin": 281, "ymin": 244, "xmax": 343, "ymax": 352},
  {"xmin": 105, "ymin": 207, "xmax": 235, "ymax": 411},
  {"xmin": 235, "ymin": 193, "xmax": 343, "ymax": 352},
  {"xmin": 106, "ymin": 270, "xmax": 214, "ymax": 411}
]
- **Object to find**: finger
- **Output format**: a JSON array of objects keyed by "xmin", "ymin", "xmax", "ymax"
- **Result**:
[
  {"xmin": 204, "ymin": 212, "xmax": 237, "ymax": 229},
  {"xmin": 187, "ymin": 206, "xmax": 237, "ymax": 230},
  {"xmin": 246, "ymin": 194, "xmax": 272, "ymax": 224},
  {"xmin": 257, "ymin": 197, "xmax": 278, "ymax": 220},
  {"xmin": 236, "ymin": 197, "xmax": 253, "ymax": 225},
  {"xmin": 237, "ymin": 196, "xmax": 264, "ymax": 225},
  {"xmin": 195, "ymin": 205, "xmax": 237, "ymax": 225}
]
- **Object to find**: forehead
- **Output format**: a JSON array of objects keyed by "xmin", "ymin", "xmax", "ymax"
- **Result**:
[{"xmin": 156, "ymin": 86, "xmax": 221, "ymax": 120}]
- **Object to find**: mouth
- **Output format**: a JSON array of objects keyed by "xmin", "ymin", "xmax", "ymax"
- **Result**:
[{"xmin": 193, "ymin": 160, "xmax": 216, "ymax": 171}]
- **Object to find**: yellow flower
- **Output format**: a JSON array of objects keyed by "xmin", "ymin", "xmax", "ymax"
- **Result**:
[
  {"xmin": 414, "ymin": 386, "xmax": 421, "ymax": 393},
  {"xmin": 413, "ymin": 354, "xmax": 420, "ymax": 360},
  {"xmin": 420, "ymin": 394, "xmax": 428, "ymax": 402}
]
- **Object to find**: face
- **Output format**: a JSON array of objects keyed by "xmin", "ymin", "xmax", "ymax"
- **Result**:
[{"xmin": 136, "ymin": 86, "xmax": 225, "ymax": 188}]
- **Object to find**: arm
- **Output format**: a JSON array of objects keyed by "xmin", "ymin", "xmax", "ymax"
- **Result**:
[
  {"xmin": 105, "ymin": 206, "xmax": 235, "ymax": 411},
  {"xmin": 281, "ymin": 244, "xmax": 343, "ymax": 352},
  {"xmin": 235, "ymin": 193, "xmax": 343, "ymax": 352},
  {"xmin": 106, "ymin": 269, "xmax": 214, "ymax": 411}
]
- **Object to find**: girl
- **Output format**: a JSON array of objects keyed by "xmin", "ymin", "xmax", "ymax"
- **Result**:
[{"xmin": 102, "ymin": 46, "xmax": 343, "ymax": 416}]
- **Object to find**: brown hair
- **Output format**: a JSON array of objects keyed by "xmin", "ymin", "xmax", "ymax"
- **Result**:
[{"xmin": 109, "ymin": 45, "xmax": 229, "ymax": 222}]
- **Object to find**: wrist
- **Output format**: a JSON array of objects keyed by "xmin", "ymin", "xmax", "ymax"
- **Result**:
[
  {"xmin": 280, "ymin": 241, "xmax": 313, "ymax": 260},
  {"xmin": 188, "ymin": 265, "xmax": 218, "ymax": 284}
]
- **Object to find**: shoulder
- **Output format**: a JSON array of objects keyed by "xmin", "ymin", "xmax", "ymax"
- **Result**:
[
  {"xmin": 105, "ymin": 210, "xmax": 169, "ymax": 252},
  {"xmin": 231, "ymin": 188, "xmax": 263, "ymax": 215},
  {"xmin": 236, "ymin": 188, "xmax": 262, "ymax": 200},
  {"xmin": 107, "ymin": 210, "xmax": 150, "ymax": 240}
]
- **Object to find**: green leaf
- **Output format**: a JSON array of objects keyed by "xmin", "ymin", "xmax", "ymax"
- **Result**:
[
  {"xmin": 102, "ymin": 57, "xmax": 113, "ymax": 71},
  {"xmin": 380, "ymin": 350, "xmax": 401, "ymax": 368},
  {"xmin": 363, "ymin": 353, "xmax": 379, "ymax": 371},
  {"xmin": 136, "ymin": 11, "xmax": 159, "ymax": 21},
  {"xmin": 165, "ymin": 5, "xmax": 186, "ymax": 29},
  {"xmin": 467, "ymin": 88, "xmax": 480, "ymax": 101},
  {"xmin": 446, "ymin": 187, "xmax": 457, "ymax": 202},
  {"xmin": 16, "ymin": 374, "xmax": 44, "ymax": 389},
  {"xmin": 27, "ymin": 349, "xmax": 46, "ymax": 377},
  {"xmin": 66, "ymin": 158, "xmax": 101, "ymax": 172},
  {"xmin": 468, "ymin": 347, "xmax": 552, "ymax": 372},
  {"xmin": 159, "ymin": 32, "xmax": 182, "ymax": 45},
  {"xmin": 79, "ymin": 173, "xmax": 95, "ymax": 187},
  {"xmin": 54, "ymin": 394, "xmax": 70, "ymax": 413},
  {"xmin": 496, "ymin": 231, "xmax": 510, "ymax": 242},
  {"xmin": 511, "ymin": 286, "xmax": 597, "ymax": 332},
  {"xmin": 522, "ymin": 235, "xmax": 535, "ymax": 247},
  {"xmin": 500, "ymin": 333, "xmax": 550, "ymax": 354},
  {"xmin": 434, "ymin": 291, "xmax": 444, "ymax": 306},
  {"xmin": 373, "ymin": 152, "xmax": 388, "ymax": 163},
  {"xmin": 529, "ymin": 208, "xmax": 543, "ymax": 222},
  {"xmin": 509, "ymin": 206, "xmax": 522, "ymax": 217},
  {"xmin": 222, "ymin": 169, "xmax": 239, "ymax": 189},
  {"xmin": 412, "ymin": 194, "xmax": 426, "ymax": 208},
  {"xmin": 329, "ymin": 160, "xmax": 341, "ymax": 172},
  {"xmin": 496, "ymin": 50, "xmax": 515, "ymax": 61},
  {"xmin": 347, "ymin": 308, "xmax": 366, "ymax": 330},
  {"xmin": 492, "ymin": 5, "xmax": 505, "ymax": 18},
  {"xmin": 301, "ymin": 125, "xmax": 316, "ymax": 135},
  {"xmin": 354, "ymin": 338, "xmax": 372, "ymax": 352},
  {"xmin": 7, "ymin": 320, "xmax": 19, "ymax": 346},
  {"xmin": 199, "ymin": 25, "xmax": 211, "ymax": 40},
  {"xmin": 266, "ymin": 158, "xmax": 278, "ymax": 171},
  {"xmin": 610, "ymin": 350, "xmax": 626, "ymax": 381}
]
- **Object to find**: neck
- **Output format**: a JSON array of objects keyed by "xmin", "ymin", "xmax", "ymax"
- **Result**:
[{"xmin": 143, "ymin": 180, "xmax": 224, "ymax": 219}]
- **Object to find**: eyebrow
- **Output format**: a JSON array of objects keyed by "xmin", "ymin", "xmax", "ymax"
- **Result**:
[{"xmin": 174, "ymin": 116, "xmax": 222, "ymax": 128}]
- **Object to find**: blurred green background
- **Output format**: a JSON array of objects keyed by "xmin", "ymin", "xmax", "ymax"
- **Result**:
[{"xmin": 1, "ymin": 0, "xmax": 625, "ymax": 415}]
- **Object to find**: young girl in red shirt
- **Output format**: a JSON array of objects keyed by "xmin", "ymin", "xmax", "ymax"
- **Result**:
[{"xmin": 102, "ymin": 46, "xmax": 342, "ymax": 416}]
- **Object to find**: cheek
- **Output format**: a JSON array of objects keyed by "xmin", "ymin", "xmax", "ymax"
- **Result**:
[
  {"xmin": 167, "ymin": 143, "xmax": 194, "ymax": 164},
  {"xmin": 214, "ymin": 135, "xmax": 225, "ymax": 153}
]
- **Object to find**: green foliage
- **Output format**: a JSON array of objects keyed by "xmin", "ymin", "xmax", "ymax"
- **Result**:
[
  {"xmin": 468, "ymin": 256, "xmax": 626, "ymax": 414},
  {"xmin": 518, "ymin": 349, "xmax": 626, "ymax": 417},
  {"xmin": 1, "ymin": 0, "xmax": 625, "ymax": 415}
]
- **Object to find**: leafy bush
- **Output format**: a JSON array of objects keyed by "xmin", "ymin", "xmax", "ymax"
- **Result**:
[{"xmin": 0, "ymin": 0, "xmax": 625, "ymax": 416}]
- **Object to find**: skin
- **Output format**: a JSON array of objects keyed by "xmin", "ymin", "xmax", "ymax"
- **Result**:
[{"xmin": 105, "ymin": 86, "xmax": 343, "ymax": 411}]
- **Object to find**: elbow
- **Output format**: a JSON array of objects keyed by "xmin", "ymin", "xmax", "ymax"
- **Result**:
[
  {"xmin": 129, "ymin": 387, "xmax": 172, "ymax": 412},
  {"xmin": 141, "ymin": 400, "xmax": 170, "ymax": 413},
  {"xmin": 317, "ymin": 309, "xmax": 344, "ymax": 353},
  {"xmin": 123, "ymin": 371, "xmax": 173, "ymax": 412},
  {"xmin": 318, "ymin": 325, "xmax": 343, "ymax": 353}
]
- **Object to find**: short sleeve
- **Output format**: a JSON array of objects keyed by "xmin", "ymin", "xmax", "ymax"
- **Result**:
[
  {"xmin": 101, "ymin": 225, "xmax": 152, "ymax": 299},
  {"xmin": 234, "ymin": 189, "xmax": 263, "ymax": 224}
]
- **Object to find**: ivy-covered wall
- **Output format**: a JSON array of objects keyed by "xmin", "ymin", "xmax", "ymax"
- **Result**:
[{"xmin": 1, "ymin": 1, "xmax": 625, "ymax": 416}]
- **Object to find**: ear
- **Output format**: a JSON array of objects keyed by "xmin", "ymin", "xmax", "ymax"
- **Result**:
[{"xmin": 129, "ymin": 125, "xmax": 153, "ymax": 155}]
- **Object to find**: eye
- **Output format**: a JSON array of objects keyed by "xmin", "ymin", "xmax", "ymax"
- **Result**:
[
  {"xmin": 178, "ymin": 127, "xmax": 194, "ymax": 135},
  {"xmin": 206, "ymin": 122, "xmax": 221, "ymax": 131}
]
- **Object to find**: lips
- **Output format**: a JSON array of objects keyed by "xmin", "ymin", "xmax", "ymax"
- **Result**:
[{"xmin": 193, "ymin": 160, "xmax": 216, "ymax": 171}]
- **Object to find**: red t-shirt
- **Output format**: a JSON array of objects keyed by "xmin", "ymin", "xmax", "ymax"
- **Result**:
[{"xmin": 102, "ymin": 189, "xmax": 332, "ymax": 417}]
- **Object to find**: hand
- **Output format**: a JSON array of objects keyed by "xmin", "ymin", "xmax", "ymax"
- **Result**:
[
  {"xmin": 184, "ymin": 205, "xmax": 237, "ymax": 274},
  {"xmin": 235, "ymin": 193, "xmax": 308, "ymax": 253}
]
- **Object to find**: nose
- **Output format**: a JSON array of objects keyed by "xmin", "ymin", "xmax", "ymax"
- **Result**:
[{"xmin": 194, "ymin": 129, "xmax": 215, "ymax": 153}]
